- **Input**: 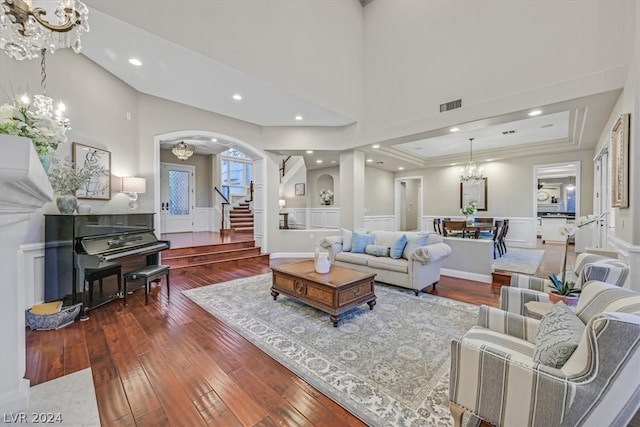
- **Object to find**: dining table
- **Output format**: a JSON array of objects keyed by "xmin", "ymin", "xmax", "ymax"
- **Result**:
[{"xmin": 464, "ymin": 222, "xmax": 494, "ymax": 238}]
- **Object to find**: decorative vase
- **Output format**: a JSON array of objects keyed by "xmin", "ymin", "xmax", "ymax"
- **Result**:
[
  {"xmin": 548, "ymin": 293, "xmax": 579, "ymax": 308},
  {"xmin": 314, "ymin": 246, "xmax": 331, "ymax": 274},
  {"xmin": 56, "ymin": 195, "xmax": 78, "ymax": 214},
  {"xmin": 38, "ymin": 153, "xmax": 51, "ymax": 173},
  {"xmin": 465, "ymin": 215, "xmax": 475, "ymax": 225},
  {"xmin": 76, "ymin": 203, "xmax": 91, "ymax": 214}
]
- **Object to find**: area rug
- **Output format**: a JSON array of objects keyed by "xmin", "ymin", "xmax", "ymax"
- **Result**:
[
  {"xmin": 183, "ymin": 274, "xmax": 478, "ymax": 426},
  {"xmin": 493, "ymin": 248, "xmax": 545, "ymax": 275}
]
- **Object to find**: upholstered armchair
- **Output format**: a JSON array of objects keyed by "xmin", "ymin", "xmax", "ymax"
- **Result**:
[
  {"xmin": 501, "ymin": 252, "xmax": 630, "ymax": 315},
  {"xmin": 449, "ymin": 281, "xmax": 640, "ymax": 427}
]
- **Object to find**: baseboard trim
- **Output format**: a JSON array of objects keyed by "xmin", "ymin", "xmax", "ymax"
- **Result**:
[{"xmin": 441, "ymin": 268, "xmax": 493, "ymax": 284}]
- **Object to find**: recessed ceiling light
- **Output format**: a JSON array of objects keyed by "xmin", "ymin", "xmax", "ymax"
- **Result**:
[
  {"xmin": 306, "ymin": 150, "xmax": 314, "ymax": 154},
  {"xmin": 486, "ymin": 159, "xmax": 494, "ymax": 162},
  {"xmin": 295, "ymin": 115, "xmax": 303, "ymax": 121},
  {"xmin": 211, "ymin": 138, "xmax": 218, "ymax": 142},
  {"xmin": 128, "ymin": 58, "xmax": 142, "ymax": 66},
  {"xmin": 450, "ymin": 163, "xmax": 457, "ymax": 166},
  {"xmin": 449, "ymin": 127, "xmax": 460, "ymax": 132},
  {"xmin": 331, "ymin": 160, "xmax": 336, "ymax": 164},
  {"xmin": 528, "ymin": 110, "xmax": 542, "ymax": 116},
  {"xmin": 316, "ymin": 159, "xmax": 323, "ymax": 164},
  {"xmin": 398, "ymin": 166, "xmax": 404, "ymax": 170},
  {"xmin": 372, "ymin": 144, "xmax": 380, "ymax": 149},
  {"xmin": 232, "ymin": 94, "xmax": 242, "ymax": 101},
  {"xmin": 366, "ymin": 159, "xmax": 373, "ymax": 162}
]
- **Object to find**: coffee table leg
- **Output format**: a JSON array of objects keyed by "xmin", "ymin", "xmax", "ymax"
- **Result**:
[
  {"xmin": 330, "ymin": 315, "xmax": 340, "ymax": 327},
  {"xmin": 271, "ymin": 289, "xmax": 279, "ymax": 300},
  {"xmin": 367, "ymin": 298, "xmax": 376, "ymax": 310}
]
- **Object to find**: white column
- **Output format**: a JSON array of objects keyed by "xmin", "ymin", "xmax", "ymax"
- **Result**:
[{"xmin": 0, "ymin": 135, "xmax": 53, "ymax": 414}]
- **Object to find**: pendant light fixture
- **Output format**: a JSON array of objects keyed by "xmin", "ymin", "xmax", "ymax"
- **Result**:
[
  {"xmin": 171, "ymin": 141, "xmax": 194, "ymax": 161},
  {"xmin": 460, "ymin": 138, "xmax": 484, "ymax": 182}
]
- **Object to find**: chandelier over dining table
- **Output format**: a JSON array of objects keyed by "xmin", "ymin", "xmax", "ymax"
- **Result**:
[
  {"xmin": 460, "ymin": 137, "xmax": 484, "ymax": 182},
  {"xmin": 0, "ymin": 0, "xmax": 90, "ymax": 61}
]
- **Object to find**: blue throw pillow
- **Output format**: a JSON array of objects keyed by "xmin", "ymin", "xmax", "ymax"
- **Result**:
[
  {"xmin": 402, "ymin": 234, "xmax": 429, "ymax": 259},
  {"xmin": 390, "ymin": 234, "xmax": 408, "ymax": 259},
  {"xmin": 351, "ymin": 231, "xmax": 375, "ymax": 253}
]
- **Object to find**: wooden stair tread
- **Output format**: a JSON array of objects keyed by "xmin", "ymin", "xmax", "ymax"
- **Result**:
[{"xmin": 168, "ymin": 253, "xmax": 270, "ymax": 270}]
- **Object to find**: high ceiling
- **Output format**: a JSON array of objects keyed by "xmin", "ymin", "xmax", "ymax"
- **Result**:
[{"xmin": 81, "ymin": 3, "xmax": 620, "ymax": 172}]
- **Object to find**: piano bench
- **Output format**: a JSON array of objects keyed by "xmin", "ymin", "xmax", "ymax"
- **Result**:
[
  {"xmin": 123, "ymin": 265, "xmax": 170, "ymax": 306},
  {"xmin": 85, "ymin": 263, "xmax": 122, "ymax": 302}
]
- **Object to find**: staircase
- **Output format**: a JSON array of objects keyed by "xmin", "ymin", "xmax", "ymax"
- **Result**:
[
  {"xmin": 161, "ymin": 240, "xmax": 269, "ymax": 277},
  {"xmin": 228, "ymin": 202, "xmax": 254, "ymax": 233}
]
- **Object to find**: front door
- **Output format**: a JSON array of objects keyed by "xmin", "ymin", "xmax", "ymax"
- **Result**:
[{"xmin": 160, "ymin": 162, "xmax": 195, "ymax": 233}]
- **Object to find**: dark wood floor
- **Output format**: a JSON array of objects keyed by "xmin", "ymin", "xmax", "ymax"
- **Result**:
[{"xmin": 26, "ymin": 235, "xmax": 575, "ymax": 426}]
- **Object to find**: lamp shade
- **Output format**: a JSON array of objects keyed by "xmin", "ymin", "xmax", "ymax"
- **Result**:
[
  {"xmin": 122, "ymin": 177, "xmax": 146, "ymax": 194},
  {"xmin": 279, "ymin": 199, "xmax": 286, "ymax": 208}
]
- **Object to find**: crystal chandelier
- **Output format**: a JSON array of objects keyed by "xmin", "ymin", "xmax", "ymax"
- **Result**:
[
  {"xmin": 0, "ymin": 0, "xmax": 90, "ymax": 61},
  {"xmin": 33, "ymin": 48, "xmax": 70, "ymax": 131},
  {"xmin": 460, "ymin": 138, "xmax": 484, "ymax": 182},
  {"xmin": 172, "ymin": 141, "xmax": 194, "ymax": 161}
]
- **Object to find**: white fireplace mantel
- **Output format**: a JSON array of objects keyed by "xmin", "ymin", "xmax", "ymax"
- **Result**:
[{"xmin": 0, "ymin": 135, "xmax": 53, "ymax": 414}]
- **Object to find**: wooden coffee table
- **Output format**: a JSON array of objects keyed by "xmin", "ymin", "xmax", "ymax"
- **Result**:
[{"xmin": 271, "ymin": 260, "xmax": 376, "ymax": 327}]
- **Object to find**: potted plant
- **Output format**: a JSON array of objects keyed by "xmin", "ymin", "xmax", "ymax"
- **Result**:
[
  {"xmin": 460, "ymin": 202, "xmax": 477, "ymax": 224},
  {"xmin": 47, "ymin": 156, "xmax": 104, "ymax": 214},
  {"xmin": 0, "ymin": 94, "xmax": 66, "ymax": 170}
]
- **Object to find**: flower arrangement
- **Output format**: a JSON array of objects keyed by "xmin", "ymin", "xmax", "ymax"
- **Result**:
[
  {"xmin": 319, "ymin": 188, "xmax": 334, "ymax": 205},
  {"xmin": 550, "ymin": 214, "xmax": 606, "ymax": 296},
  {"xmin": 460, "ymin": 202, "xmax": 477, "ymax": 217},
  {"xmin": 47, "ymin": 156, "xmax": 104, "ymax": 195},
  {"xmin": 0, "ymin": 94, "xmax": 66, "ymax": 156}
]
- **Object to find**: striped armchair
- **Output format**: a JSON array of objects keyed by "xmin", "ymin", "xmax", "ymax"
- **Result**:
[
  {"xmin": 501, "ymin": 252, "xmax": 630, "ymax": 315},
  {"xmin": 449, "ymin": 281, "xmax": 640, "ymax": 427}
]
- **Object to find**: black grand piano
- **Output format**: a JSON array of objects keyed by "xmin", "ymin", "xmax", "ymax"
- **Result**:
[{"xmin": 45, "ymin": 213, "xmax": 169, "ymax": 316}]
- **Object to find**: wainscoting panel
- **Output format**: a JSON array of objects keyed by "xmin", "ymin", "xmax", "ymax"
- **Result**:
[
  {"xmin": 309, "ymin": 208, "xmax": 340, "ymax": 229},
  {"xmin": 193, "ymin": 208, "xmax": 213, "ymax": 232},
  {"xmin": 18, "ymin": 243, "xmax": 45, "ymax": 309},
  {"xmin": 364, "ymin": 216, "xmax": 395, "ymax": 231},
  {"xmin": 608, "ymin": 236, "xmax": 640, "ymax": 292},
  {"xmin": 421, "ymin": 215, "xmax": 537, "ymax": 248}
]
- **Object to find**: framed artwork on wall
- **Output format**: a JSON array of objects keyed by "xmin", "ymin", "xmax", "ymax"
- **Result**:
[
  {"xmin": 460, "ymin": 177, "xmax": 488, "ymax": 211},
  {"xmin": 295, "ymin": 183, "xmax": 305, "ymax": 196},
  {"xmin": 72, "ymin": 142, "xmax": 111, "ymax": 200},
  {"xmin": 611, "ymin": 113, "xmax": 630, "ymax": 208}
]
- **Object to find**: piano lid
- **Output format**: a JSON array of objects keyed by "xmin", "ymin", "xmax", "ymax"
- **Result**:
[{"xmin": 77, "ymin": 230, "xmax": 161, "ymax": 256}]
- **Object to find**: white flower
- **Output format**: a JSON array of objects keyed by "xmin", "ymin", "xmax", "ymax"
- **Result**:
[{"xmin": 559, "ymin": 224, "xmax": 577, "ymax": 237}]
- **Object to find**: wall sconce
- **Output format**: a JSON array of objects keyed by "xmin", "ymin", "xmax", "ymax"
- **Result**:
[
  {"xmin": 122, "ymin": 177, "xmax": 146, "ymax": 209},
  {"xmin": 279, "ymin": 199, "xmax": 286, "ymax": 210}
]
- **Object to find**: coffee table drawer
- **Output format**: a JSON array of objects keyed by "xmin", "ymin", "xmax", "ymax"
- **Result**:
[
  {"xmin": 274, "ymin": 275, "xmax": 295, "ymax": 292},
  {"xmin": 339, "ymin": 281, "xmax": 373, "ymax": 305}
]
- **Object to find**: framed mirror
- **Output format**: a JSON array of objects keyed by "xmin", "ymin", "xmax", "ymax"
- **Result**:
[{"xmin": 460, "ymin": 177, "xmax": 487, "ymax": 211}]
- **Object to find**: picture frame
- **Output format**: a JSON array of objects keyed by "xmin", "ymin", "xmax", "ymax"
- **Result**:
[
  {"xmin": 460, "ymin": 177, "xmax": 488, "ymax": 211},
  {"xmin": 611, "ymin": 113, "xmax": 630, "ymax": 208},
  {"xmin": 295, "ymin": 183, "xmax": 305, "ymax": 196},
  {"xmin": 72, "ymin": 142, "xmax": 111, "ymax": 200}
]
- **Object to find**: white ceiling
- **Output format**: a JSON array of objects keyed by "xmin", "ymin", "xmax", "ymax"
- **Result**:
[{"xmin": 80, "ymin": 4, "xmax": 621, "ymax": 172}]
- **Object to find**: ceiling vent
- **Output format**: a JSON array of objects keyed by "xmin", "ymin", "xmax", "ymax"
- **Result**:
[
  {"xmin": 440, "ymin": 99, "xmax": 462, "ymax": 112},
  {"xmin": 501, "ymin": 130, "xmax": 517, "ymax": 135}
]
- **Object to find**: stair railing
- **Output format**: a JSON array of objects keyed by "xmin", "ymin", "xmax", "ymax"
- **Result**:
[{"xmin": 214, "ymin": 187, "xmax": 230, "ymax": 230}]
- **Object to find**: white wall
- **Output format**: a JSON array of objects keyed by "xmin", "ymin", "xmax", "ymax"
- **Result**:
[
  {"xmin": 87, "ymin": 0, "xmax": 364, "ymax": 122},
  {"xmin": 362, "ymin": 1, "xmax": 628, "ymax": 142},
  {"xmin": 364, "ymin": 167, "xmax": 395, "ymax": 215}
]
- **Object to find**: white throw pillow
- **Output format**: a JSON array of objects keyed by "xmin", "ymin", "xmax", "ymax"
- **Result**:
[{"xmin": 341, "ymin": 228, "xmax": 353, "ymax": 252}]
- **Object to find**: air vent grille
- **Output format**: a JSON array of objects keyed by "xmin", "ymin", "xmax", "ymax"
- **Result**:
[
  {"xmin": 502, "ymin": 130, "xmax": 517, "ymax": 135},
  {"xmin": 440, "ymin": 99, "xmax": 462, "ymax": 112}
]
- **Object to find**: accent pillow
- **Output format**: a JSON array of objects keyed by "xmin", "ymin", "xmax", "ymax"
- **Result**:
[
  {"xmin": 341, "ymin": 228, "xmax": 353, "ymax": 252},
  {"xmin": 533, "ymin": 303, "xmax": 585, "ymax": 368},
  {"xmin": 365, "ymin": 244, "xmax": 390, "ymax": 257},
  {"xmin": 402, "ymin": 234, "xmax": 429, "ymax": 259},
  {"xmin": 351, "ymin": 231, "xmax": 375, "ymax": 253},
  {"xmin": 390, "ymin": 234, "xmax": 408, "ymax": 259}
]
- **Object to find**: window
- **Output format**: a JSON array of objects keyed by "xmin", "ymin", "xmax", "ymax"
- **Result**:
[{"xmin": 221, "ymin": 149, "xmax": 252, "ymax": 197}]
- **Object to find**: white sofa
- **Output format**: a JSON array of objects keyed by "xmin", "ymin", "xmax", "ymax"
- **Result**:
[{"xmin": 319, "ymin": 230, "xmax": 452, "ymax": 295}]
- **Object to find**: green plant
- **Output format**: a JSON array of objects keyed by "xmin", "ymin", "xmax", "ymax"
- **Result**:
[
  {"xmin": 0, "ymin": 95, "xmax": 66, "ymax": 156},
  {"xmin": 548, "ymin": 274, "xmax": 581, "ymax": 296},
  {"xmin": 47, "ymin": 156, "xmax": 104, "ymax": 195},
  {"xmin": 460, "ymin": 202, "xmax": 477, "ymax": 216}
]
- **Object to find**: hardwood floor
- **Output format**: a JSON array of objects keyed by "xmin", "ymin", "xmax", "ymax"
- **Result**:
[{"xmin": 25, "ymin": 236, "xmax": 574, "ymax": 426}]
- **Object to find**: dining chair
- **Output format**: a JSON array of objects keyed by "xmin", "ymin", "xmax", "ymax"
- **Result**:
[
  {"xmin": 497, "ymin": 218, "xmax": 509, "ymax": 256},
  {"xmin": 433, "ymin": 218, "xmax": 443, "ymax": 235},
  {"xmin": 443, "ymin": 220, "xmax": 467, "ymax": 238}
]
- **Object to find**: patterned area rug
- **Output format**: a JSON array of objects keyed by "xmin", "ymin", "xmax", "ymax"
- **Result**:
[
  {"xmin": 184, "ymin": 273, "xmax": 478, "ymax": 426},
  {"xmin": 493, "ymin": 248, "xmax": 545, "ymax": 275}
]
